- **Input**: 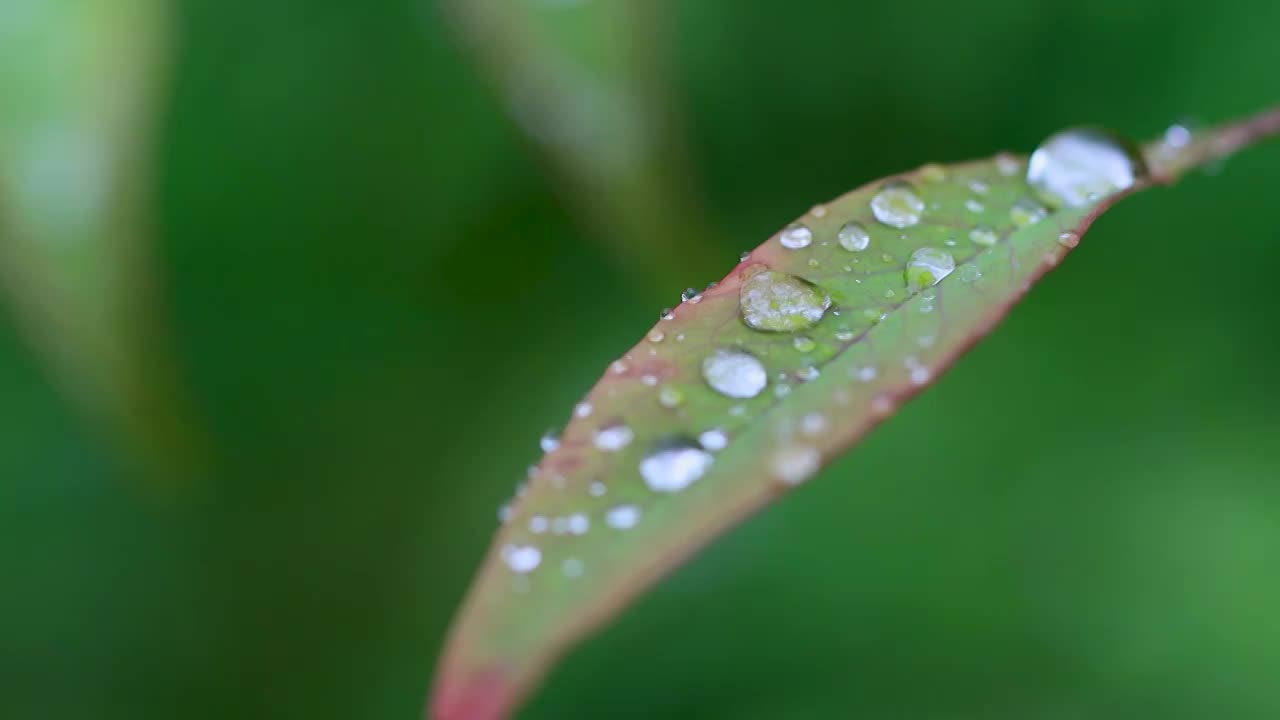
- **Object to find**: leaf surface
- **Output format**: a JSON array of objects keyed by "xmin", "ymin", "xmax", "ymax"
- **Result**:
[{"xmin": 432, "ymin": 110, "xmax": 1280, "ymax": 720}]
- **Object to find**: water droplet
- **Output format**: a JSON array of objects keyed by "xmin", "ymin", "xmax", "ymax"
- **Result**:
[
  {"xmin": 779, "ymin": 223, "xmax": 814, "ymax": 249},
  {"xmin": 837, "ymin": 221, "xmax": 871, "ymax": 252},
  {"xmin": 772, "ymin": 445, "xmax": 821, "ymax": 485},
  {"xmin": 610, "ymin": 360, "xmax": 629, "ymax": 375},
  {"xmin": 995, "ymin": 152, "xmax": 1021, "ymax": 176},
  {"xmin": 1010, "ymin": 198, "xmax": 1048, "ymax": 227},
  {"xmin": 964, "ymin": 198, "xmax": 985, "ymax": 213},
  {"xmin": 810, "ymin": 203, "xmax": 828, "ymax": 218},
  {"xmin": 562, "ymin": 557, "xmax": 584, "ymax": 578},
  {"xmin": 1027, "ymin": 127, "xmax": 1147, "ymax": 208},
  {"xmin": 905, "ymin": 356, "xmax": 931, "ymax": 385},
  {"xmin": 835, "ymin": 329, "xmax": 857, "ymax": 341},
  {"xmin": 575, "ymin": 402, "xmax": 593, "ymax": 418},
  {"xmin": 702, "ymin": 349, "xmax": 767, "ymax": 399},
  {"xmin": 647, "ymin": 329, "xmax": 665, "ymax": 343},
  {"xmin": 681, "ymin": 287, "xmax": 702, "ymax": 303},
  {"xmin": 658, "ymin": 386, "xmax": 685, "ymax": 408},
  {"xmin": 640, "ymin": 440, "xmax": 713, "ymax": 493},
  {"xmin": 502, "ymin": 544, "xmax": 542, "ymax": 573},
  {"xmin": 1057, "ymin": 231, "xmax": 1080, "ymax": 248},
  {"xmin": 969, "ymin": 179, "xmax": 989, "ymax": 195},
  {"xmin": 905, "ymin": 248, "xmax": 956, "ymax": 290},
  {"xmin": 871, "ymin": 181, "xmax": 925, "ymax": 228},
  {"xmin": 959, "ymin": 264, "xmax": 982, "ymax": 283},
  {"xmin": 594, "ymin": 423, "xmax": 634, "ymax": 451},
  {"xmin": 854, "ymin": 365, "xmax": 877, "ymax": 382},
  {"xmin": 540, "ymin": 429, "xmax": 561, "ymax": 453},
  {"xmin": 968, "ymin": 225, "xmax": 998, "ymax": 246},
  {"xmin": 738, "ymin": 270, "xmax": 831, "ymax": 332},
  {"xmin": 920, "ymin": 164, "xmax": 947, "ymax": 182},
  {"xmin": 699, "ymin": 428, "xmax": 729, "ymax": 451},
  {"xmin": 605, "ymin": 504, "xmax": 641, "ymax": 529},
  {"xmin": 567, "ymin": 512, "xmax": 590, "ymax": 535},
  {"xmin": 529, "ymin": 515, "xmax": 549, "ymax": 533},
  {"xmin": 773, "ymin": 383, "xmax": 792, "ymax": 399},
  {"xmin": 793, "ymin": 336, "xmax": 816, "ymax": 353},
  {"xmin": 660, "ymin": 308, "xmax": 675, "ymax": 321},
  {"xmin": 797, "ymin": 366, "xmax": 820, "ymax": 382},
  {"xmin": 498, "ymin": 504, "xmax": 513, "ymax": 523},
  {"xmin": 589, "ymin": 481, "xmax": 607, "ymax": 497},
  {"xmin": 800, "ymin": 413, "xmax": 828, "ymax": 436}
]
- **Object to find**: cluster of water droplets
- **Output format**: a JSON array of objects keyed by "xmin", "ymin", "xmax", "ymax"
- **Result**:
[{"xmin": 497, "ymin": 125, "xmax": 1152, "ymax": 583}]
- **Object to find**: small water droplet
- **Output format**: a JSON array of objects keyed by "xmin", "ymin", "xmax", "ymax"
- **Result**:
[
  {"xmin": 836, "ymin": 329, "xmax": 857, "ymax": 341},
  {"xmin": 658, "ymin": 386, "xmax": 685, "ymax": 408},
  {"xmin": 1057, "ymin": 231, "xmax": 1080, "ymax": 248},
  {"xmin": 738, "ymin": 270, "xmax": 831, "ymax": 332},
  {"xmin": 995, "ymin": 152, "xmax": 1021, "ymax": 176},
  {"xmin": 699, "ymin": 428, "xmax": 729, "ymax": 451},
  {"xmin": 854, "ymin": 365, "xmax": 877, "ymax": 382},
  {"xmin": 793, "ymin": 336, "xmax": 816, "ymax": 353},
  {"xmin": 702, "ymin": 349, "xmax": 767, "ymax": 399},
  {"xmin": 641, "ymin": 374, "xmax": 658, "ymax": 387},
  {"xmin": 779, "ymin": 223, "xmax": 814, "ymax": 249},
  {"xmin": 969, "ymin": 179, "xmax": 989, "ymax": 195},
  {"xmin": 502, "ymin": 544, "xmax": 542, "ymax": 573},
  {"xmin": 773, "ymin": 383, "xmax": 792, "ymax": 399},
  {"xmin": 800, "ymin": 413, "xmax": 827, "ymax": 436},
  {"xmin": 810, "ymin": 203, "xmax": 828, "ymax": 218},
  {"xmin": 1027, "ymin": 127, "xmax": 1147, "ymax": 208},
  {"xmin": 920, "ymin": 163, "xmax": 947, "ymax": 182},
  {"xmin": 562, "ymin": 557, "xmax": 584, "ymax": 578},
  {"xmin": 575, "ymin": 402, "xmax": 593, "ymax": 418},
  {"xmin": 498, "ymin": 504, "xmax": 513, "ymax": 523},
  {"xmin": 589, "ymin": 481, "xmax": 607, "ymax": 497},
  {"xmin": 881, "ymin": 252, "xmax": 895, "ymax": 263},
  {"xmin": 540, "ymin": 429, "xmax": 561, "ymax": 453},
  {"xmin": 594, "ymin": 423, "xmax": 634, "ymax": 451},
  {"xmin": 647, "ymin": 329, "xmax": 665, "ymax": 343},
  {"xmin": 959, "ymin": 264, "xmax": 982, "ymax": 283},
  {"xmin": 681, "ymin": 287, "xmax": 702, "ymax": 303},
  {"xmin": 772, "ymin": 445, "xmax": 821, "ymax": 485},
  {"xmin": 968, "ymin": 225, "xmax": 998, "ymax": 246},
  {"xmin": 905, "ymin": 356, "xmax": 931, "ymax": 385},
  {"xmin": 610, "ymin": 360, "xmax": 629, "ymax": 375},
  {"xmin": 807, "ymin": 258, "xmax": 820, "ymax": 268},
  {"xmin": 905, "ymin": 248, "xmax": 955, "ymax": 290},
  {"xmin": 567, "ymin": 512, "xmax": 589, "ymax": 535},
  {"xmin": 529, "ymin": 515, "xmax": 549, "ymax": 533},
  {"xmin": 797, "ymin": 366, "xmax": 820, "ymax": 382},
  {"xmin": 739, "ymin": 251, "xmax": 751, "ymax": 262},
  {"xmin": 1010, "ymin": 198, "xmax": 1048, "ymax": 227},
  {"xmin": 605, "ymin": 504, "xmax": 641, "ymax": 529},
  {"xmin": 640, "ymin": 439, "xmax": 713, "ymax": 492},
  {"xmin": 871, "ymin": 181, "xmax": 925, "ymax": 228},
  {"xmin": 837, "ymin": 221, "xmax": 871, "ymax": 252}
]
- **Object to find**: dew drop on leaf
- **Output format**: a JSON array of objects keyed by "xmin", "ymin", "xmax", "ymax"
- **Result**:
[
  {"xmin": 1010, "ymin": 197, "xmax": 1049, "ymax": 227},
  {"xmin": 738, "ymin": 270, "xmax": 832, "ymax": 332},
  {"xmin": 793, "ymin": 336, "xmax": 816, "ymax": 353},
  {"xmin": 702, "ymin": 348, "xmax": 768, "ymax": 398},
  {"xmin": 870, "ymin": 180, "xmax": 925, "ymax": 228},
  {"xmin": 605, "ymin": 504, "xmax": 641, "ymax": 530},
  {"xmin": 501, "ymin": 544, "xmax": 542, "ymax": 574},
  {"xmin": 837, "ymin": 221, "xmax": 871, "ymax": 252},
  {"xmin": 1057, "ymin": 231, "xmax": 1081, "ymax": 248},
  {"xmin": 905, "ymin": 247, "xmax": 956, "ymax": 290},
  {"xmin": 540, "ymin": 429, "xmax": 561, "ymax": 453},
  {"xmin": 1027, "ymin": 127, "xmax": 1147, "ymax": 208},
  {"xmin": 968, "ymin": 225, "xmax": 998, "ymax": 246},
  {"xmin": 593, "ymin": 423, "xmax": 634, "ymax": 452},
  {"xmin": 698, "ymin": 428, "xmax": 728, "ymax": 452},
  {"xmin": 640, "ymin": 440, "xmax": 714, "ymax": 493},
  {"xmin": 778, "ymin": 222, "xmax": 813, "ymax": 249},
  {"xmin": 771, "ymin": 445, "xmax": 821, "ymax": 485}
]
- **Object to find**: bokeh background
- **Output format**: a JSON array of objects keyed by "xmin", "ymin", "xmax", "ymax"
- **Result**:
[{"xmin": 3, "ymin": 0, "xmax": 1279, "ymax": 718}]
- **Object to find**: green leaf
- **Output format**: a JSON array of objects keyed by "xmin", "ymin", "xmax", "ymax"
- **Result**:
[
  {"xmin": 0, "ymin": 0, "xmax": 205, "ymax": 482},
  {"xmin": 432, "ymin": 110, "xmax": 1280, "ymax": 720},
  {"xmin": 445, "ymin": 0, "xmax": 723, "ymax": 298}
]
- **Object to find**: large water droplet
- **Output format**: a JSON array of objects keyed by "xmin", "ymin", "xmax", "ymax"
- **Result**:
[
  {"xmin": 1027, "ymin": 127, "xmax": 1147, "ymax": 208},
  {"xmin": 702, "ymin": 349, "xmax": 767, "ymax": 398},
  {"xmin": 594, "ymin": 423, "xmax": 634, "ymax": 452},
  {"xmin": 905, "ymin": 248, "xmax": 955, "ymax": 290},
  {"xmin": 738, "ymin": 270, "xmax": 831, "ymax": 333},
  {"xmin": 837, "ymin": 221, "xmax": 871, "ymax": 252},
  {"xmin": 870, "ymin": 181, "xmax": 925, "ymax": 228},
  {"xmin": 501, "ymin": 544, "xmax": 542, "ymax": 573},
  {"xmin": 640, "ymin": 440, "xmax": 713, "ymax": 493},
  {"xmin": 779, "ymin": 223, "xmax": 813, "ymax": 249}
]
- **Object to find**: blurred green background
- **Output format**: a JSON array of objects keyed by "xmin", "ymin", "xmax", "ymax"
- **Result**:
[{"xmin": 3, "ymin": 0, "xmax": 1279, "ymax": 718}]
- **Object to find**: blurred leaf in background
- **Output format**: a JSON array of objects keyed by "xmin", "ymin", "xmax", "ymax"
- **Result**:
[{"xmin": 2, "ymin": 0, "xmax": 1279, "ymax": 719}]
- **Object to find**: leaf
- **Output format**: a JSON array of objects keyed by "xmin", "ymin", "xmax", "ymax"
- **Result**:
[
  {"xmin": 0, "ymin": 0, "xmax": 205, "ymax": 482},
  {"xmin": 431, "ymin": 109, "xmax": 1280, "ymax": 720},
  {"xmin": 444, "ymin": 0, "xmax": 723, "ymax": 298}
]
